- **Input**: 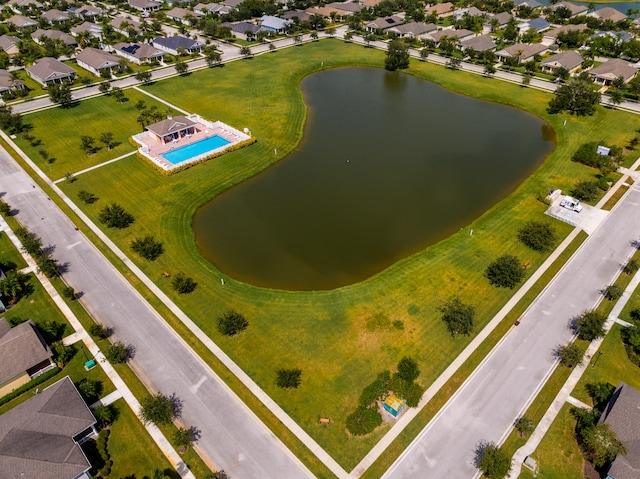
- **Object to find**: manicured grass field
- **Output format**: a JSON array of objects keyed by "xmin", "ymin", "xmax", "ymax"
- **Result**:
[
  {"xmin": 15, "ymin": 88, "xmax": 179, "ymax": 180},
  {"xmin": 21, "ymin": 40, "xmax": 640, "ymax": 469},
  {"xmin": 0, "ymin": 230, "xmax": 27, "ymax": 269}
]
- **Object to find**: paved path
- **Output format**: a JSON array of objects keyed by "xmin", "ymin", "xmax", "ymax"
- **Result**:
[
  {"xmin": 382, "ymin": 173, "xmax": 640, "ymax": 478},
  {"xmin": 0, "ymin": 142, "xmax": 314, "ymax": 478},
  {"xmin": 350, "ymin": 162, "xmax": 637, "ymax": 477},
  {"xmin": 0, "ymin": 215, "xmax": 194, "ymax": 478},
  {"xmin": 508, "ymin": 261, "xmax": 640, "ymax": 477}
]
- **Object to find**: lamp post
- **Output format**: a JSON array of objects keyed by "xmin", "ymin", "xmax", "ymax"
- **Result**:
[{"xmin": 591, "ymin": 351, "xmax": 603, "ymax": 368}]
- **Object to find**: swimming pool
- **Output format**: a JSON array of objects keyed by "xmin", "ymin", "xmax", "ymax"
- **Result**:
[{"xmin": 162, "ymin": 135, "xmax": 231, "ymax": 165}]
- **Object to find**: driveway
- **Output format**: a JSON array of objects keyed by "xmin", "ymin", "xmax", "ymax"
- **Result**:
[
  {"xmin": 0, "ymin": 149, "xmax": 313, "ymax": 478},
  {"xmin": 383, "ymin": 179, "xmax": 640, "ymax": 478}
]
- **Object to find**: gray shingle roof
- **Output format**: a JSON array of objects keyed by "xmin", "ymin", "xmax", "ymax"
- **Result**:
[
  {"xmin": 460, "ymin": 34, "xmax": 495, "ymax": 52},
  {"xmin": 0, "ymin": 319, "xmax": 52, "ymax": 385},
  {"xmin": 26, "ymin": 57, "xmax": 76, "ymax": 83},
  {"xmin": 0, "ymin": 376, "xmax": 96, "ymax": 479},
  {"xmin": 147, "ymin": 115, "xmax": 196, "ymax": 137},
  {"xmin": 599, "ymin": 382, "xmax": 640, "ymax": 479},
  {"xmin": 541, "ymin": 50, "xmax": 584, "ymax": 70},
  {"xmin": 76, "ymin": 47, "xmax": 120, "ymax": 70},
  {"xmin": 590, "ymin": 58, "xmax": 638, "ymax": 82}
]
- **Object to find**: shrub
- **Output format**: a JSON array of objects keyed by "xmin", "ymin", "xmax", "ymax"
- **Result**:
[
  {"xmin": 556, "ymin": 343, "xmax": 583, "ymax": 368},
  {"xmin": 623, "ymin": 259, "xmax": 639, "ymax": 276},
  {"xmin": 105, "ymin": 341, "xmax": 130, "ymax": 364},
  {"xmin": 39, "ymin": 320, "xmax": 66, "ymax": 343},
  {"xmin": 62, "ymin": 286, "xmax": 75, "ymax": 301},
  {"xmin": 359, "ymin": 372, "xmax": 390, "ymax": 406},
  {"xmin": 93, "ymin": 404, "xmax": 118, "ymax": 429},
  {"xmin": 89, "ymin": 323, "xmax": 109, "ymax": 339},
  {"xmin": 604, "ymin": 284, "xmax": 623, "ymax": 301},
  {"xmin": 517, "ymin": 221, "xmax": 556, "ymax": 251},
  {"xmin": 515, "ymin": 416, "xmax": 534, "ymax": 437},
  {"xmin": 571, "ymin": 181, "xmax": 599, "ymax": 201},
  {"xmin": 485, "ymin": 255, "xmax": 526, "ymax": 289},
  {"xmin": 51, "ymin": 341, "xmax": 75, "ymax": 365},
  {"xmin": 77, "ymin": 190, "xmax": 98, "ymax": 204},
  {"xmin": 573, "ymin": 310, "xmax": 607, "ymax": 341},
  {"xmin": 396, "ymin": 357, "xmax": 420, "ymax": 383},
  {"xmin": 173, "ymin": 426, "xmax": 200, "ymax": 448},
  {"xmin": 439, "ymin": 296, "xmax": 475, "ymax": 336},
  {"xmin": 474, "ymin": 441, "xmax": 511, "ymax": 479},
  {"xmin": 130, "ymin": 235, "xmax": 164, "ymax": 261},
  {"xmin": 585, "ymin": 382, "xmax": 615, "ymax": 411},
  {"xmin": 139, "ymin": 392, "xmax": 182, "ymax": 425},
  {"xmin": 35, "ymin": 253, "xmax": 59, "ymax": 278},
  {"xmin": 217, "ymin": 310, "xmax": 248, "ymax": 336},
  {"xmin": 77, "ymin": 378, "xmax": 103, "ymax": 403},
  {"xmin": 346, "ymin": 406, "xmax": 382, "ymax": 436},
  {"xmin": 98, "ymin": 202, "xmax": 134, "ymax": 229},
  {"xmin": 171, "ymin": 273, "xmax": 197, "ymax": 294},
  {"xmin": 572, "ymin": 142, "xmax": 603, "ymax": 168},
  {"xmin": 0, "ymin": 199, "xmax": 11, "ymax": 216},
  {"xmin": 275, "ymin": 368, "xmax": 302, "ymax": 389},
  {"xmin": 390, "ymin": 377, "xmax": 423, "ymax": 407}
]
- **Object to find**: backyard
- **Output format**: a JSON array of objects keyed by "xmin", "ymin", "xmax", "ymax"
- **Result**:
[{"xmin": 11, "ymin": 40, "xmax": 640, "ymax": 469}]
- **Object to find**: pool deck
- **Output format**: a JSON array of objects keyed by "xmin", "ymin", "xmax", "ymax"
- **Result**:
[{"xmin": 132, "ymin": 116, "xmax": 250, "ymax": 171}]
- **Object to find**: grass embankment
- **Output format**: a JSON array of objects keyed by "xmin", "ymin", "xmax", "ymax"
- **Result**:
[{"xmin": 14, "ymin": 40, "xmax": 640, "ymax": 470}]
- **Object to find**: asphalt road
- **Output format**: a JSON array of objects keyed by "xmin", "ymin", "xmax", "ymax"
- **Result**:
[
  {"xmin": 383, "ymin": 180, "xmax": 640, "ymax": 478},
  {"xmin": 0, "ymin": 150, "xmax": 312, "ymax": 477}
]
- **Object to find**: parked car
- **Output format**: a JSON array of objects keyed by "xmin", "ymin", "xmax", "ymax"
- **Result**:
[{"xmin": 560, "ymin": 195, "xmax": 582, "ymax": 212}]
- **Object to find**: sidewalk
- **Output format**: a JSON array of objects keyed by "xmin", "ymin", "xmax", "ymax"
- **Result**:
[
  {"xmin": 0, "ymin": 215, "xmax": 196, "ymax": 479},
  {"xmin": 508, "ymin": 237, "xmax": 640, "ymax": 478}
]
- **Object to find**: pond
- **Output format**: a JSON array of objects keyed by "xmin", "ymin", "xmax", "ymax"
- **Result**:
[{"xmin": 193, "ymin": 68, "xmax": 555, "ymax": 291}]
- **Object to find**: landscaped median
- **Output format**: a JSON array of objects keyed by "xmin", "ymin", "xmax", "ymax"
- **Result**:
[{"xmin": 6, "ymin": 39, "xmax": 640, "ymax": 473}]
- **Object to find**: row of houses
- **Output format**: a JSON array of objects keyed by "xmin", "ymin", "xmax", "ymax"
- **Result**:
[
  {"xmin": 0, "ymin": 317, "xmax": 98, "ymax": 479},
  {"xmin": 18, "ymin": 33, "xmax": 206, "ymax": 87}
]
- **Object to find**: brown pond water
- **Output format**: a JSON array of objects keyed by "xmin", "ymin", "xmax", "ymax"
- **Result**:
[{"xmin": 193, "ymin": 67, "xmax": 555, "ymax": 290}]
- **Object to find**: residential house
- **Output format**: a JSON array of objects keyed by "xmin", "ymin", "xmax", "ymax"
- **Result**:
[
  {"xmin": 282, "ymin": 9, "xmax": 311, "ymax": 22},
  {"xmin": 387, "ymin": 22, "xmax": 437, "ymax": 39},
  {"xmin": 221, "ymin": 21, "xmax": 260, "ymax": 35},
  {"xmin": 41, "ymin": 8, "xmax": 71, "ymax": 23},
  {"xmin": 194, "ymin": 3, "xmax": 231, "ymax": 15},
  {"xmin": 128, "ymin": 0, "xmax": 161, "ymax": 13},
  {"xmin": 68, "ymin": 4, "xmax": 104, "ymax": 20},
  {"xmin": 359, "ymin": 0, "xmax": 384, "ymax": 7},
  {"xmin": 485, "ymin": 11, "xmax": 512, "ymax": 32},
  {"xmin": 590, "ymin": 30, "xmax": 633, "ymax": 44},
  {"xmin": 460, "ymin": 34, "xmax": 496, "ymax": 53},
  {"xmin": 453, "ymin": 6, "xmax": 485, "ymax": 21},
  {"xmin": 518, "ymin": 17, "xmax": 551, "ymax": 34},
  {"xmin": 0, "ymin": 318, "xmax": 54, "ymax": 396},
  {"xmin": 496, "ymin": 43, "xmax": 548, "ymax": 63},
  {"xmin": 548, "ymin": 1, "xmax": 588, "ymax": 17},
  {"xmin": 0, "ymin": 376, "xmax": 97, "ymax": 479},
  {"xmin": 32, "ymin": 28, "xmax": 77, "ymax": 46},
  {"xmin": 513, "ymin": 0, "xmax": 542, "ymax": 9},
  {"xmin": 425, "ymin": 2, "xmax": 454, "ymax": 18},
  {"xmin": 542, "ymin": 23, "xmax": 588, "ymax": 46},
  {"xmin": 0, "ymin": 35, "xmax": 21, "ymax": 56},
  {"xmin": 540, "ymin": 50, "xmax": 584, "ymax": 73},
  {"xmin": 258, "ymin": 15, "xmax": 290, "ymax": 33},
  {"xmin": 326, "ymin": 2, "xmax": 364, "ymax": 14},
  {"xmin": 71, "ymin": 21, "xmax": 104, "ymax": 39},
  {"xmin": 305, "ymin": 6, "xmax": 349, "ymax": 19},
  {"xmin": 427, "ymin": 28, "xmax": 473, "ymax": 43},
  {"xmin": 598, "ymin": 382, "xmax": 640, "ymax": 479},
  {"xmin": 365, "ymin": 15, "xmax": 404, "ymax": 32},
  {"xmin": 152, "ymin": 35, "xmax": 205, "ymax": 55},
  {"xmin": 110, "ymin": 17, "xmax": 142, "ymax": 37},
  {"xmin": 26, "ymin": 56, "xmax": 76, "ymax": 86},
  {"xmin": 222, "ymin": 0, "xmax": 244, "ymax": 8},
  {"xmin": 590, "ymin": 7, "xmax": 627, "ymax": 24},
  {"xmin": 113, "ymin": 42, "xmax": 165, "ymax": 64},
  {"xmin": 0, "ymin": 70, "xmax": 24, "ymax": 95},
  {"xmin": 166, "ymin": 7, "xmax": 197, "ymax": 25},
  {"xmin": 589, "ymin": 57, "xmax": 637, "ymax": 84},
  {"xmin": 7, "ymin": 0, "xmax": 42, "ymax": 14},
  {"xmin": 6, "ymin": 15, "xmax": 38, "ymax": 30},
  {"xmin": 76, "ymin": 47, "xmax": 121, "ymax": 77}
]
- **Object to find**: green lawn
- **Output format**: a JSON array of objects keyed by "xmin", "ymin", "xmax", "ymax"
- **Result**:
[
  {"xmin": 519, "ymin": 404, "xmax": 584, "ymax": 479},
  {"xmin": 0, "ymin": 230, "xmax": 27, "ymax": 270},
  {"xmin": 106, "ymin": 398, "xmax": 176, "ymax": 479},
  {"xmin": 17, "ymin": 40, "xmax": 640, "ymax": 469},
  {"xmin": 3, "ymin": 272, "xmax": 74, "ymax": 338},
  {"xmin": 16, "ymin": 89, "xmax": 179, "ymax": 180}
]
